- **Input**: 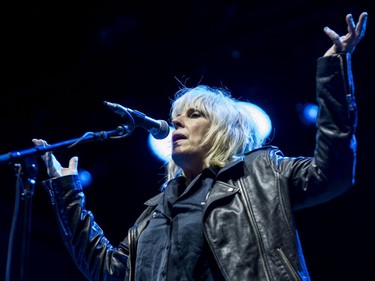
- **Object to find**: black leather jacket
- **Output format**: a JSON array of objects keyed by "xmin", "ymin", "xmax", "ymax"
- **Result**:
[{"xmin": 43, "ymin": 54, "xmax": 357, "ymax": 281}]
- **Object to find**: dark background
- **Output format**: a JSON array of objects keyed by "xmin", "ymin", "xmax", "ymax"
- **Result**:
[{"xmin": 1, "ymin": 1, "xmax": 374, "ymax": 280}]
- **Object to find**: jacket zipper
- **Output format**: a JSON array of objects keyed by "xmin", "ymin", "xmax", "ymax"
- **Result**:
[
  {"xmin": 128, "ymin": 226, "xmax": 137, "ymax": 281},
  {"xmin": 277, "ymin": 247, "xmax": 302, "ymax": 281},
  {"xmin": 238, "ymin": 178, "xmax": 272, "ymax": 281},
  {"xmin": 48, "ymin": 188, "xmax": 70, "ymax": 238},
  {"xmin": 338, "ymin": 53, "xmax": 355, "ymax": 117}
]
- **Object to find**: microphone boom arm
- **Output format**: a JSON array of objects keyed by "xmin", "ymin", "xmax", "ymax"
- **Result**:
[{"xmin": 0, "ymin": 124, "xmax": 132, "ymax": 166}]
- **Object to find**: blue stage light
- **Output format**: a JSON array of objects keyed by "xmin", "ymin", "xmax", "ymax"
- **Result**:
[
  {"xmin": 148, "ymin": 126, "xmax": 174, "ymax": 162},
  {"xmin": 297, "ymin": 102, "xmax": 318, "ymax": 125},
  {"xmin": 239, "ymin": 102, "xmax": 272, "ymax": 140},
  {"xmin": 78, "ymin": 169, "xmax": 93, "ymax": 188}
]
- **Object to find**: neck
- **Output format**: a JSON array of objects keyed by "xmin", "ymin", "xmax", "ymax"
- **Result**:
[{"xmin": 182, "ymin": 164, "xmax": 208, "ymax": 186}]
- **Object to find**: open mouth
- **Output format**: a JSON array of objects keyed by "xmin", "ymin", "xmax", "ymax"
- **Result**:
[{"xmin": 172, "ymin": 133, "xmax": 186, "ymax": 143}]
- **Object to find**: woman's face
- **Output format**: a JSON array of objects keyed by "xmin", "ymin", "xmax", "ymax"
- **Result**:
[{"xmin": 171, "ymin": 107, "xmax": 211, "ymax": 170}]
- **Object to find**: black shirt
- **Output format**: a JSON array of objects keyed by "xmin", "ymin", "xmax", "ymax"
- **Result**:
[{"xmin": 135, "ymin": 168, "xmax": 225, "ymax": 281}]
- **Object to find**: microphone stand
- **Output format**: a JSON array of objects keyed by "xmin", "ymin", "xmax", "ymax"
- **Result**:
[{"xmin": 2, "ymin": 124, "xmax": 132, "ymax": 281}]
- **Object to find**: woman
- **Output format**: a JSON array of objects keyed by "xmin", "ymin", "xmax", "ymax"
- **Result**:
[{"xmin": 33, "ymin": 12, "xmax": 367, "ymax": 281}]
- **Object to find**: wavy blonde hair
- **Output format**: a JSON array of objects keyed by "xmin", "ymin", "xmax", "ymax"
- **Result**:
[{"xmin": 163, "ymin": 85, "xmax": 265, "ymax": 186}]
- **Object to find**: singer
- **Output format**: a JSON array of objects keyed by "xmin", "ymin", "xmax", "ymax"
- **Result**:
[{"xmin": 32, "ymin": 12, "xmax": 367, "ymax": 281}]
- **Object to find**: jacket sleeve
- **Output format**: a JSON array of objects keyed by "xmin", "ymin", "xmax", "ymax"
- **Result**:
[
  {"xmin": 43, "ymin": 175, "xmax": 129, "ymax": 281},
  {"xmin": 279, "ymin": 53, "xmax": 357, "ymax": 209}
]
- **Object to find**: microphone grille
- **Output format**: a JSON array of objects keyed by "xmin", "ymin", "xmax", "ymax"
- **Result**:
[{"xmin": 153, "ymin": 120, "xmax": 170, "ymax": 139}]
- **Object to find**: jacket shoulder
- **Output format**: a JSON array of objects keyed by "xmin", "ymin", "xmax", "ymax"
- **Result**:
[
  {"xmin": 242, "ymin": 145, "xmax": 284, "ymax": 172},
  {"xmin": 244, "ymin": 145, "xmax": 281, "ymax": 159}
]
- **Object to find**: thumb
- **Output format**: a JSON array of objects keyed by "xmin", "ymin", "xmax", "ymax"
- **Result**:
[{"xmin": 69, "ymin": 156, "xmax": 79, "ymax": 173}]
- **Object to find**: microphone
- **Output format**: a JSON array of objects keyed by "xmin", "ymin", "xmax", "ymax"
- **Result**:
[{"xmin": 103, "ymin": 101, "xmax": 170, "ymax": 139}]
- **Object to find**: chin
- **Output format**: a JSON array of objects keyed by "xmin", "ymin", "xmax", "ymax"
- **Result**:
[
  {"xmin": 171, "ymin": 150, "xmax": 189, "ymax": 165},
  {"xmin": 171, "ymin": 151, "xmax": 181, "ymax": 162}
]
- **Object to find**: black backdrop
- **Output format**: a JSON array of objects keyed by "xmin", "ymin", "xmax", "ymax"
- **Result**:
[{"xmin": 1, "ymin": 1, "xmax": 374, "ymax": 280}]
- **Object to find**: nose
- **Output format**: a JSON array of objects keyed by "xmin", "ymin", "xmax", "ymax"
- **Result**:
[{"xmin": 172, "ymin": 116, "xmax": 184, "ymax": 129}]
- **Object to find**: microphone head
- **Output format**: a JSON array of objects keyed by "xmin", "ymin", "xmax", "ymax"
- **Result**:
[{"xmin": 153, "ymin": 120, "xmax": 170, "ymax": 139}]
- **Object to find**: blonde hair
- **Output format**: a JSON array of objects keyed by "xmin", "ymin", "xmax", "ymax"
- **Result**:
[{"xmin": 164, "ymin": 85, "xmax": 265, "ymax": 186}]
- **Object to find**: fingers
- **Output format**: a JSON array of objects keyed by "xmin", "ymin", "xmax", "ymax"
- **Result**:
[
  {"xmin": 32, "ymin": 138, "xmax": 79, "ymax": 177},
  {"xmin": 347, "ymin": 12, "xmax": 368, "ymax": 42},
  {"xmin": 323, "ymin": 12, "xmax": 368, "ymax": 56},
  {"xmin": 32, "ymin": 138, "xmax": 47, "ymax": 146},
  {"xmin": 346, "ymin": 14, "xmax": 356, "ymax": 34},
  {"xmin": 68, "ymin": 156, "xmax": 79, "ymax": 174},
  {"xmin": 355, "ymin": 12, "xmax": 368, "ymax": 41},
  {"xmin": 32, "ymin": 138, "xmax": 51, "ymax": 159},
  {"xmin": 323, "ymin": 26, "xmax": 341, "ymax": 45},
  {"xmin": 32, "ymin": 138, "xmax": 60, "ymax": 177}
]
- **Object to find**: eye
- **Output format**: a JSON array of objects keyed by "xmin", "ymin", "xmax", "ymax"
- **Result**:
[
  {"xmin": 190, "ymin": 111, "xmax": 202, "ymax": 118},
  {"xmin": 187, "ymin": 108, "xmax": 204, "ymax": 119}
]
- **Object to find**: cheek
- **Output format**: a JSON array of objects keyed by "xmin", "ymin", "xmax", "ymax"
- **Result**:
[
  {"xmin": 191, "ymin": 129, "xmax": 207, "ymax": 143},
  {"xmin": 191, "ymin": 132, "xmax": 210, "ymax": 151},
  {"xmin": 190, "ymin": 121, "xmax": 211, "ymax": 144}
]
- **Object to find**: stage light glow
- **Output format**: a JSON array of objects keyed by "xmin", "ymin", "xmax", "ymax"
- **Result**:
[
  {"xmin": 148, "ymin": 126, "xmax": 174, "ymax": 162},
  {"xmin": 239, "ymin": 102, "xmax": 272, "ymax": 140},
  {"xmin": 297, "ymin": 102, "xmax": 318, "ymax": 125},
  {"xmin": 78, "ymin": 169, "xmax": 93, "ymax": 188}
]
